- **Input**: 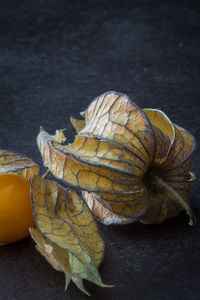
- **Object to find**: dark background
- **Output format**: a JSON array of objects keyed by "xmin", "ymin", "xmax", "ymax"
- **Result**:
[{"xmin": 0, "ymin": 0, "xmax": 200, "ymax": 299}]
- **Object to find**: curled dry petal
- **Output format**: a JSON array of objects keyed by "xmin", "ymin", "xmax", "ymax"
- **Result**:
[
  {"xmin": 31, "ymin": 176, "xmax": 110, "ymax": 294},
  {"xmin": 0, "ymin": 149, "xmax": 40, "ymax": 182},
  {"xmin": 37, "ymin": 91, "xmax": 196, "ymax": 225}
]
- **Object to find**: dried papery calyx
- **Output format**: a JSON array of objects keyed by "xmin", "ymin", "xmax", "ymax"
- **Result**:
[
  {"xmin": 31, "ymin": 176, "xmax": 112, "ymax": 295},
  {"xmin": 0, "ymin": 150, "xmax": 110, "ymax": 293},
  {"xmin": 0, "ymin": 150, "xmax": 40, "ymax": 182},
  {"xmin": 37, "ymin": 91, "xmax": 196, "ymax": 226}
]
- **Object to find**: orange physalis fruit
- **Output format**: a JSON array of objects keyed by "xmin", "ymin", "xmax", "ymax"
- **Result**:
[
  {"xmin": 0, "ymin": 174, "xmax": 35, "ymax": 245},
  {"xmin": 0, "ymin": 150, "xmax": 40, "ymax": 245}
]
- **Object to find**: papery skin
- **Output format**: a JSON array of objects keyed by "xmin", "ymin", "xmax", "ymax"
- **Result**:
[
  {"xmin": 37, "ymin": 91, "xmax": 196, "ymax": 225},
  {"xmin": 0, "ymin": 150, "xmax": 40, "ymax": 182},
  {"xmin": 30, "ymin": 176, "xmax": 111, "ymax": 295}
]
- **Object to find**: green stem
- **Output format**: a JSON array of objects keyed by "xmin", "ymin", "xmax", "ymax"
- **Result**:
[{"xmin": 153, "ymin": 176, "xmax": 196, "ymax": 226}]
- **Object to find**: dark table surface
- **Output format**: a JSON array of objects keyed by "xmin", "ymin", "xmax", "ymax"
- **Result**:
[{"xmin": 0, "ymin": 0, "xmax": 200, "ymax": 299}]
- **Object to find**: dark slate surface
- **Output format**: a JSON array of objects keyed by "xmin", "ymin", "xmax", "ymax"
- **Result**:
[{"xmin": 0, "ymin": 1, "xmax": 200, "ymax": 299}]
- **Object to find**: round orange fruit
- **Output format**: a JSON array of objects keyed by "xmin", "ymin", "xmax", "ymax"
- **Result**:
[{"xmin": 0, "ymin": 174, "xmax": 35, "ymax": 245}]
